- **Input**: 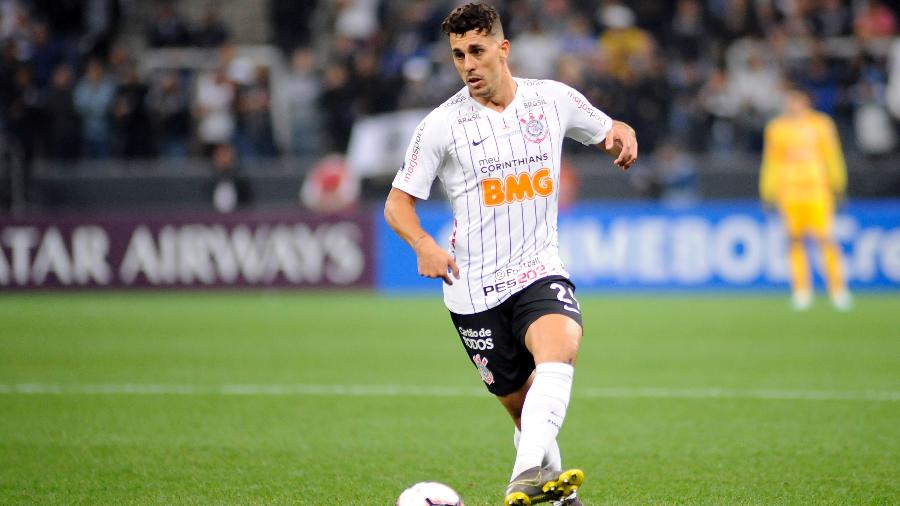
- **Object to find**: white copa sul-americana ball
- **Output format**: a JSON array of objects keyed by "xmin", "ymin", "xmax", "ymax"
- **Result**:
[{"xmin": 396, "ymin": 481, "xmax": 464, "ymax": 506}]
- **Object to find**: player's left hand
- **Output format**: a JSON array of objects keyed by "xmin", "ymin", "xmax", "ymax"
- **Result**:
[{"xmin": 605, "ymin": 121, "xmax": 638, "ymax": 170}]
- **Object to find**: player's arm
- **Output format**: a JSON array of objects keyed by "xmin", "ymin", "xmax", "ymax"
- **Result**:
[
  {"xmin": 759, "ymin": 122, "xmax": 778, "ymax": 207},
  {"xmin": 384, "ymin": 188, "xmax": 460, "ymax": 285},
  {"xmin": 595, "ymin": 120, "xmax": 638, "ymax": 170},
  {"xmin": 554, "ymin": 82, "xmax": 637, "ymax": 170}
]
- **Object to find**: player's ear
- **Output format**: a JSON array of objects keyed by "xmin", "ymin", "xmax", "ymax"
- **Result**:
[{"xmin": 499, "ymin": 39, "xmax": 510, "ymax": 58}]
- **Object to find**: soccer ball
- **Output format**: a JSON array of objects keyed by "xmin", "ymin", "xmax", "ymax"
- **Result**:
[{"xmin": 396, "ymin": 481, "xmax": 464, "ymax": 506}]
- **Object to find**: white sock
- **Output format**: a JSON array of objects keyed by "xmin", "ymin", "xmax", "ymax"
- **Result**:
[
  {"xmin": 514, "ymin": 428, "xmax": 562, "ymax": 471},
  {"xmin": 511, "ymin": 362, "xmax": 574, "ymax": 480}
]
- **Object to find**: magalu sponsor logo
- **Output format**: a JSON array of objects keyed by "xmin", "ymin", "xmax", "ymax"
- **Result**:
[{"xmin": 481, "ymin": 167, "xmax": 554, "ymax": 207}]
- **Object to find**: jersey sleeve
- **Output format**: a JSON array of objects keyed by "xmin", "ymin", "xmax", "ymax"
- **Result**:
[
  {"xmin": 552, "ymin": 81, "xmax": 613, "ymax": 146},
  {"xmin": 391, "ymin": 113, "xmax": 446, "ymax": 200}
]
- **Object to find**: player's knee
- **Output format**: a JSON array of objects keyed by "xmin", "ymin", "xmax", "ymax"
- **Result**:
[
  {"xmin": 526, "ymin": 315, "xmax": 582, "ymax": 364},
  {"xmin": 532, "ymin": 340, "xmax": 580, "ymax": 364}
]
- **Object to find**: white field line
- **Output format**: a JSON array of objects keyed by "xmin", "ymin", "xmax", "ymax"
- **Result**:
[{"xmin": 0, "ymin": 383, "xmax": 897, "ymax": 402}]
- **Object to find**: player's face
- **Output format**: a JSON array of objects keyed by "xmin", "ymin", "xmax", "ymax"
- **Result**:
[
  {"xmin": 449, "ymin": 29, "xmax": 509, "ymax": 99},
  {"xmin": 784, "ymin": 91, "xmax": 811, "ymax": 117}
]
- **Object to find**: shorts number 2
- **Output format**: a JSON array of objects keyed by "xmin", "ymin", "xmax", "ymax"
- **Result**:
[{"xmin": 550, "ymin": 282, "xmax": 581, "ymax": 314}]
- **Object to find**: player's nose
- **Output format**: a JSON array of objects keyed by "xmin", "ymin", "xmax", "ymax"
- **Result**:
[{"xmin": 464, "ymin": 54, "xmax": 476, "ymax": 71}]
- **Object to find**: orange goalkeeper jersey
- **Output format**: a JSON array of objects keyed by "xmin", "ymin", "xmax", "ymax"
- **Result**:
[{"xmin": 759, "ymin": 111, "xmax": 847, "ymax": 205}]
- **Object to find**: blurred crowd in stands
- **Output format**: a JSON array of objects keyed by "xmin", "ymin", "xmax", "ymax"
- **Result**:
[{"xmin": 1, "ymin": 0, "xmax": 899, "ymax": 172}]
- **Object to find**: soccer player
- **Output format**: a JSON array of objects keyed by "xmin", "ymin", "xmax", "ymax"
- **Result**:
[
  {"xmin": 759, "ymin": 85, "xmax": 851, "ymax": 311},
  {"xmin": 384, "ymin": 4, "xmax": 638, "ymax": 505}
]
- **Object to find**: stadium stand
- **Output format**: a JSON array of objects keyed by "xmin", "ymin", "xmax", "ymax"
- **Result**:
[{"xmin": 0, "ymin": 0, "xmax": 898, "ymax": 212}]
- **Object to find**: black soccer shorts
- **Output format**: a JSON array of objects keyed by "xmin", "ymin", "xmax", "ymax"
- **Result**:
[{"xmin": 449, "ymin": 275, "xmax": 583, "ymax": 396}]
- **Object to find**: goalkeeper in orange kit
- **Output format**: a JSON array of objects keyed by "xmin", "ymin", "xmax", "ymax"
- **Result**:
[{"xmin": 759, "ymin": 85, "xmax": 851, "ymax": 310}]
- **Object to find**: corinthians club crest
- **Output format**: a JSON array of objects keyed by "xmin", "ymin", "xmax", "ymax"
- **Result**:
[
  {"xmin": 520, "ymin": 113, "xmax": 548, "ymax": 144},
  {"xmin": 472, "ymin": 354, "xmax": 495, "ymax": 385}
]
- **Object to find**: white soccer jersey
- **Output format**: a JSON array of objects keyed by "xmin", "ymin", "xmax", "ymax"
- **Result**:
[{"xmin": 393, "ymin": 78, "xmax": 612, "ymax": 314}]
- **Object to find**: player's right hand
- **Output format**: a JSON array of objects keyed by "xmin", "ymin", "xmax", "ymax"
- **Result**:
[
  {"xmin": 413, "ymin": 235, "xmax": 461, "ymax": 285},
  {"xmin": 605, "ymin": 121, "xmax": 638, "ymax": 170}
]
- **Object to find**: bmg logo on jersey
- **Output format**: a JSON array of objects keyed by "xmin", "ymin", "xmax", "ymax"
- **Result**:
[
  {"xmin": 481, "ymin": 167, "xmax": 554, "ymax": 207},
  {"xmin": 458, "ymin": 326, "xmax": 494, "ymax": 350}
]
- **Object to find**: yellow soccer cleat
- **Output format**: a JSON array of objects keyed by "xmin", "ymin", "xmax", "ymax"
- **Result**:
[{"xmin": 503, "ymin": 466, "xmax": 585, "ymax": 505}]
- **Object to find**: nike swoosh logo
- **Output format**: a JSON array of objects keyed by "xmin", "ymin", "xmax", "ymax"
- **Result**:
[{"xmin": 472, "ymin": 136, "xmax": 490, "ymax": 146}]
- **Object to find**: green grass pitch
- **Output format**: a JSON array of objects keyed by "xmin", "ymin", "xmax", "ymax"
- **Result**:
[{"xmin": 1, "ymin": 292, "xmax": 898, "ymax": 505}]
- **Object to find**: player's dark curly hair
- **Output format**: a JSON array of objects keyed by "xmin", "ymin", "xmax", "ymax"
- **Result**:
[{"xmin": 441, "ymin": 3, "xmax": 504, "ymax": 38}]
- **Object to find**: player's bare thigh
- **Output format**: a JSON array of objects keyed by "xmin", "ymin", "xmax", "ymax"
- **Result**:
[{"xmin": 524, "ymin": 314, "xmax": 583, "ymax": 365}]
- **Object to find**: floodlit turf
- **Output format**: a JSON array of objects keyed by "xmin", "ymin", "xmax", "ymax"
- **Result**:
[{"xmin": 0, "ymin": 291, "xmax": 898, "ymax": 505}]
